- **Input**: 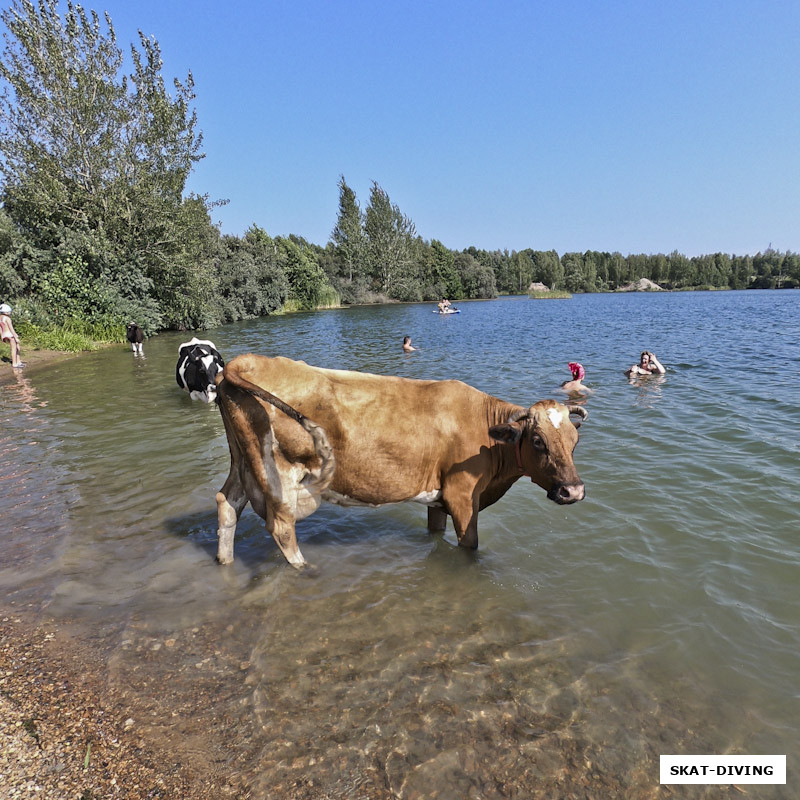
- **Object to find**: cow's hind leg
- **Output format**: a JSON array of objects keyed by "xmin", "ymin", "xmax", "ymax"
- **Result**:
[
  {"xmin": 427, "ymin": 506, "xmax": 447, "ymax": 532},
  {"xmin": 216, "ymin": 471, "xmax": 248, "ymax": 565}
]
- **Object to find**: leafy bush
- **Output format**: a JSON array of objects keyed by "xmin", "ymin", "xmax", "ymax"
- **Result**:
[
  {"xmin": 315, "ymin": 285, "xmax": 341, "ymax": 308},
  {"xmin": 13, "ymin": 320, "xmax": 106, "ymax": 351},
  {"xmin": 10, "ymin": 297, "xmax": 126, "ymax": 352}
]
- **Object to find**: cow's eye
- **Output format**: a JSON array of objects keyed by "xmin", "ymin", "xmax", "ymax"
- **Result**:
[{"xmin": 530, "ymin": 434, "xmax": 545, "ymax": 450}]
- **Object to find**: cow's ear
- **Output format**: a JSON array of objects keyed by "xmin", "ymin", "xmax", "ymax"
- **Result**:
[{"xmin": 489, "ymin": 423, "xmax": 523, "ymax": 444}]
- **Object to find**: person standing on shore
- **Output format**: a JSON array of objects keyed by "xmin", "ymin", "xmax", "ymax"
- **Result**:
[{"xmin": 0, "ymin": 303, "xmax": 24, "ymax": 368}]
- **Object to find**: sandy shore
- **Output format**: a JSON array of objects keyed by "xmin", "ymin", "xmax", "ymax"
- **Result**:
[
  {"xmin": 0, "ymin": 347, "xmax": 83, "ymax": 384},
  {"xmin": 0, "ymin": 608, "xmax": 244, "ymax": 799}
]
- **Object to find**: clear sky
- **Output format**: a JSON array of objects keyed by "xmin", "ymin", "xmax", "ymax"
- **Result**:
[{"xmin": 78, "ymin": 0, "xmax": 799, "ymax": 256}]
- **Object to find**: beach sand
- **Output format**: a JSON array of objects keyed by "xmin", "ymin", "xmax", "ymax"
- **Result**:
[{"xmin": 0, "ymin": 609, "xmax": 243, "ymax": 799}]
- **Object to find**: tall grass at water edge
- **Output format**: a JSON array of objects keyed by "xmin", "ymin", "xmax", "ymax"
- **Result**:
[
  {"xmin": 7, "ymin": 313, "xmax": 126, "ymax": 354},
  {"xmin": 528, "ymin": 290, "xmax": 573, "ymax": 299}
]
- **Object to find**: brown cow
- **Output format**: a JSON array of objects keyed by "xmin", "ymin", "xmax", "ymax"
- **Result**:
[{"xmin": 214, "ymin": 354, "xmax": 588, "ymax": 567}]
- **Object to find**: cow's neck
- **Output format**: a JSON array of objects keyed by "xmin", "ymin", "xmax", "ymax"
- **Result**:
[
  {"xmin": 487, "ymin": 398, "xmax": 527, "ymax": 478},
  {"xmin": 487, "ymin": 397, "xmax": 522, "ymax": 428}
]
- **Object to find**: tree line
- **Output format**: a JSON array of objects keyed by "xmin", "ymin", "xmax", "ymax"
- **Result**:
[
  {"xmin": 488, "ymin": 247, "xmax": 800, "ymax": 294},
  {"xmin": 0, "ymin": 1, "xmax": 796, "ymax": 339}
]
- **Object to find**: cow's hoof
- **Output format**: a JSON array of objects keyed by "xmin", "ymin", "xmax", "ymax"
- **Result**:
[{"xmin": 293, "ymin": 563, "xmax": 319, "ymax": 578}]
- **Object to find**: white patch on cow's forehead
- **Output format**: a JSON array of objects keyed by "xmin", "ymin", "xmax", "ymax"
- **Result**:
[{"xmin": 547, "ymin": 408, "xmax": 563, "ymax": 429}]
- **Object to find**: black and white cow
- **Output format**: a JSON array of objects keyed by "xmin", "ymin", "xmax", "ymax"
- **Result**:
[
  {"xmin": 126, "ymin": 323, "xmax": 145, "ymax": 355},
  {"xmin": 176, "ymin": 338, "xmax": 225, "ymax": 403}
]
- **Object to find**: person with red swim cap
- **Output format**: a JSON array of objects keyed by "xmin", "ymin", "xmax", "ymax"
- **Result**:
[{"xmin": 561, "ymin": 361, "xmax": 591, "ymax": 395}]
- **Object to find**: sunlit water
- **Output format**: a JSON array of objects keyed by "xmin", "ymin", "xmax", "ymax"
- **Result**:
[{"xmin": 1, "ymin": 291, "xmax": 798, "ymax": 798}]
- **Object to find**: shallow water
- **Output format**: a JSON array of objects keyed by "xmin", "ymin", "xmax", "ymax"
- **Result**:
[{"xmin": 1, "ymin": 291, "xmax": 798, "ymax": 797}]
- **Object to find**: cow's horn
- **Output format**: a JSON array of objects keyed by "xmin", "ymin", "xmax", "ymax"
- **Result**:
[
  {"xmin": 506, "ymin": 408, "xmax": 528, "ymax": 424},
  {"xmin": 567, "ymin": 405, "xmax": 588, "ymax": 419}
]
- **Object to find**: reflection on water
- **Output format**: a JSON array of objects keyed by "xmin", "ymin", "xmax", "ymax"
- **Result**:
[
  {"xmin": 8, "ymin": 368, "xmax": 46, "ymax": 412},
  {"xmin": 627, "ymin": 373, "xmax": 666, "ymax": 408},
  {"xmin": 1, "ymin": 291, "xmax": 799, "ymax": 798}
]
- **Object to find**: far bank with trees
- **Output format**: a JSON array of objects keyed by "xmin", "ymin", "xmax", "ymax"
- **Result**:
[{"xmin": 0, "ymin": 1, "xmax": 796, "ymax": 355}]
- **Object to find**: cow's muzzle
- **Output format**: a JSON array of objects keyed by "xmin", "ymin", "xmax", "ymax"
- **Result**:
[{"xmin": 547, "ymin": 482, "xmax": 585, "ymax": 504}]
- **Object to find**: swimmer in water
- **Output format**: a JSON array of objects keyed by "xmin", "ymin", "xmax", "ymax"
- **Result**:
[
  {"xmin": 626, "ymin": 350, "xmax": 665, "ymax": 377},
  {"xmin": 561, "ymin": 362, "xmax": 591, "ymax": 394}
]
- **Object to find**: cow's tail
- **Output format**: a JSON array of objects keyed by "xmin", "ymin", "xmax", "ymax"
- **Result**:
[{"xmin": 217, "ymin": 363, "xmax": 336, "ymax": 491}]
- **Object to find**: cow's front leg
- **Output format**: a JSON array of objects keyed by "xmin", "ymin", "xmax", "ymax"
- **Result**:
[
  {"xmin": 216, "ymin": 471, "xmax": 248, "ymax": 565},
  {"xmin": 427, "ymin": 506, "xmax": 447, "ymax": 532},
  {"xmin": 442, "ymin": 483, "xmax": 480, "ymax": 549},
  {"xmin": 452, "ymin": 511, "xmax": 478, "ymax": 549}
]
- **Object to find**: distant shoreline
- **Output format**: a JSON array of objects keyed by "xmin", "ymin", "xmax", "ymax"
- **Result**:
[{"xmin": 3, "ymin": 287, "xmax": 796, "ymax": 367}]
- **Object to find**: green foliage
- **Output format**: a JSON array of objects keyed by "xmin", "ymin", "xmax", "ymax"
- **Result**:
[
  {"xmin": 364, "ymin": 181, "xmax": 417, "ymax": 297},
  {"xmin": 417, "ymin": 239, "xmax": 463, "ymax": 300},
  {"xmin": 12, "ymin": 296, "xmax": 124, "ymax": 351},
  {"xmin": 331, "ymin": 175, "xmax": 367, "ymax": 282},
  {"xmin": 455, "ymin": 252, "xmax": 496, "ymax": 299},
  {"xmin": 0, "ymin": 0, "xmax": 212, "ymax": 331},
  {"xmin": 510, "ymin": 250, "xmax": 533, "ymax": 293},
  {"xmin": 315, "ymin": 283, "xmax": 341, "ymax": 308},
  {"xmin": 215, "ymin": 226, "xmax": 287, "ymax": 322},
  {"xmin": 32, "ymin": 253, "xmax": 108, "ymax": 316},
  {"xmin": 277, "ymin": 236, "xmax": 337, "ymax": 311}
]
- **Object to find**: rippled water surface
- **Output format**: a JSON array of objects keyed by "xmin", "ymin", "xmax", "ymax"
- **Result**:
[{"xmin": 2, "ymin": 291, "xmax": 799, "ymax": 798}]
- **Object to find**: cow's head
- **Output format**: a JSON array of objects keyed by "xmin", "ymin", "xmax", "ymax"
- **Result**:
[
  {"xmin": 489, "ymin": 400, "xmax": 587, "ymax": 504},
  {"xmin": 176, "ymin": 338, "xmax": 225, "ymax": 404}
]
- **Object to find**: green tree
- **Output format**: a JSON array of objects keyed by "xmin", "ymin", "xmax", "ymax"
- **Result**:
[
  {"xmin": 364, "ymin": 181, "xmax": 417, "ymax": 298},
  {"xmin": 277, "ymin": 236, "xmax": 335, "ymax": 310},
  {"xmin": 216, "ymin": 226, "xmax": 287, "ymax": 322},
  {"xmin": 0, "ymin": 0, "xmax": 211, "ymax": 328},
  {"xmin": 562, "ymin": 252, "xmax": 585, "ymax": 293},
  {"xmin": 510, "ymin": 250, "xmax": 533, "ymax": 293},
  {"xmin": 0, "ymin": 206, "xmax": 28, "ymax": 297},
  {"xmin": 455, "ymin": 252, "xmax": 496, "ymax": 298},
  {"xmin": 419, "ymin": 239, "xmax": 463, "ymax": 299},
  {"xmin": 331, "ymin": 175, "xmax": 366, "ymax": 285},
  {"xmin": 530, "ymin": 250, "xmax": 563, "ymax": 290},
  {"xmin": 667, "ymin": 250, "xmax": 692, "ymax": 287}
]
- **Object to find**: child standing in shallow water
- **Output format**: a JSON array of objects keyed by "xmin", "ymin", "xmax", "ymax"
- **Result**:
[{"xmin": 0, "ymin": 303, "xmax": 24, "ymax": 368}]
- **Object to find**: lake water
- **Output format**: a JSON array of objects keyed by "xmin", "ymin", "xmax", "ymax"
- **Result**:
[{"xmin": 1, "ymin": 290, "xmax": 798, "ymax": 798}]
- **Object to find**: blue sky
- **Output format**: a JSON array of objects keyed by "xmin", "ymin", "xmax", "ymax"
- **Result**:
[{"xmin": 78, "ymin": 0, "xmax": 799, "ymax": 256}]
